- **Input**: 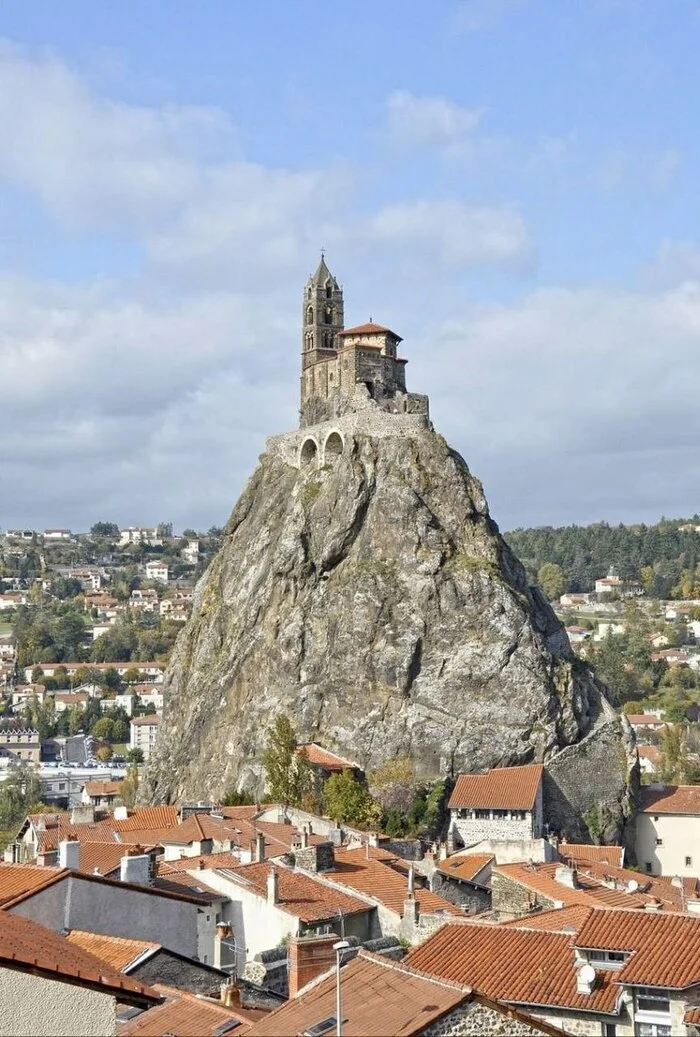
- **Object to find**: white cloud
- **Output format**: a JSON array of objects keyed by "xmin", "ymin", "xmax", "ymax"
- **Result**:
[
  {"xmin": 454, "ymin": 0, "xmax": 523, "ymax": 33},
  {"xmin": 359, "ymin": 200, "xmax": 532, "ymax": 271},
  {"xmin": 645, "ymin": 240, "xmax": 700, "ymax": 287},
  {"xmin": 386, "ymin": 90, "xmax": 484, "ymax": 150}
]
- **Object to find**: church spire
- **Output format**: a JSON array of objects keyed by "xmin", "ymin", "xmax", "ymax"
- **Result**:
[
  {"xmin": 301, "ymin": 254, "xmax": 344, "ymax": 372},
  {"xmin": 311, "ymin": 251, "xmax": 333, "ymax": 285}
]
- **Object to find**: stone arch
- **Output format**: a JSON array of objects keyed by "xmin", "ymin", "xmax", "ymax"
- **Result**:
[
  {"xmin": 299, "ymin": 437, "xmax": 319, "ymax": 469},
  {"xmin": 324, "ymin": 431, "xmax": 344, "ymax": 464}
]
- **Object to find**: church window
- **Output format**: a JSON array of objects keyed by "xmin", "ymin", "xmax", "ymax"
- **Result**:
[
  {"xmin": 325, "ymin": 282, "xmax": 332, "ymax": 299},
  {"xmin": 306, "ymin": 306, "xmax": 314, "ymax": 325},
  {"xmin": 324, "ymin": 306, "xmax": 333, "ymax": 325}
]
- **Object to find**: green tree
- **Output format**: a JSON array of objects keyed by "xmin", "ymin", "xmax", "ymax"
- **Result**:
[
  {"xmin": 323, "ymin": 770, "xmax": 380, "ymax": 827},
  {"xmin": 118, "ymin": 764, "xmax": 139, "ymax": 809},
  {"xmin": 126, "ymin": 747, "xmax": 144, "ymax": 765},
  {"xmin": 369, "ymin": 756, "xmax": 415, "ymax": 815},
  {"xmin": 90, "ymin": 522, "xmax": 119, "ymax": 537},
  {"xmin": 91, "ymin": 717, "xmax": 116, "ymax": 741},
  {"xmin": 261, "ymin": 715, "xmax": 312, "ymax": 809},
  {"xmin": 0, "ymin": 762, "xmax": 43, "ymax": 832},
  {"xmin": 537, "ymin": 562, "xmax": 567, "ymax": 601}
]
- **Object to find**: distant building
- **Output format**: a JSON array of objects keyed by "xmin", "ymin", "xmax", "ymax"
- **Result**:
[
  {"xmin": 181, "ymin": 539, "xmax": 200, "ymax": 565},
  {"xmin": 144, "ymin": 560, "xmax": 169, "ymax": 584},
  {"xmin": 43, "ymin": 528, "xmax": 72, "ymax": 540},
  {"xmin": 119, "ymin": 526, "xmax": 162, "ymax": 547},
  {"xmin": 130, "ymin": 714, "xmax": 160, "ymax": 759},
  {"xmin": 594, "ymin": 566, "xmax": 642, "ymax": 597},
  {"xmin": 81, "ymin": 779, "xmax": 124, "ymax": 808},
  {"xmin": 448, "ymin": 764, "xmax": 544, "ymax": 849},
  {"xmin": 0, "ymin": 727, "xmax": 40, "ymax": 763}
]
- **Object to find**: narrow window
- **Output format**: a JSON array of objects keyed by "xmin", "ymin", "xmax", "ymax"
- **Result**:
[{"xmin": 686, "ymin": 856, "xmax": 693, "ymax": 867}]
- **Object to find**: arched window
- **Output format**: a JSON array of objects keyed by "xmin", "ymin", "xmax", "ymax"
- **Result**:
[
  {"xmin": 325, "ymin": 281, "xmax": 333, "ymax": 299},
  {"xmin": 306, "ymin": 306, "xmax": 314, "ymax": 325},
  {"xmin": 305, "ymin": 332, "xmax": 314, "ymax": 350},
  {"xmin": 324, "ymin": 306, "xmax": 333, "ymax": 325}
]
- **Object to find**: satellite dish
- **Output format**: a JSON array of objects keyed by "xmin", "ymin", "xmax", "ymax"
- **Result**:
[
  {"xmin": 627, "ymin": 879, "xmax": 639, "ymax": 893},
  {"xmin": 579, "ymin": 964, "xmax": 596, "ymax": 985},
  {"xmin": 672, "ymin": 875, "xmax": 684, "ymax": 889}
]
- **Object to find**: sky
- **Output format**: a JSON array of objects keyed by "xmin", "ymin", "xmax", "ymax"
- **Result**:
[{"xmin": 2, "ymin": 0, "xmax": 700, "ymax": 533}]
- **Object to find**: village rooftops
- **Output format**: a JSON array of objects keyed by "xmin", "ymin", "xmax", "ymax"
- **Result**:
[
  {"xmin": 330, "ymin": 845, "xmax": 462, "ymax": 917},
  {"xmin": 558, "ymin": 843, "xmax": 625, "ymax": 868},
  {"xmin": 0, "ymin": 912, "xmax": 159, "ymax": 1009},
  {"xmin": 437, "ymin": 853, "xmax": 494, "ymax": 884},
  {"xmin": 626, "ymin": 713, "xmax": 666, "ymax": 726},
  {"xmin": 640, "ymin": 784, "xmax": 700, "ymax": 815},
  {"xmin": 245, "ymin": 948, "xmax": 557, "ymax": 1037},
  {"xmin": 448, "ymin": 763, "xmax": 544, "ymax": 811},
  {"xmin": 65, "ymin": 930, "xmax": 160, "ymax": 972},
  {"xmin": 118, "ymin": 983, "xmax": 259, "ymax": 1036}
]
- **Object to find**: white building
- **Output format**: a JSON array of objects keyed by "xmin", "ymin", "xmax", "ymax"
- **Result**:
[
  {"xmin": 636, "ymin": 784, "xmax": 700, "ymax": 877},
  {"xmin": 181, "ymin": 539, "xmax": 200, "ymax": 565},
  {"xmin": 448, "ymin": 763, "xmax": 544, "ymax": 849},
  {"xmin": 144, "ymin": 560, "xmax": 169, "ymax": 584},
  {"xmin": 43, "ymin": 528, "xmax": 72, "ymax": 540},
  {"xmin": 130, "ymin": 714, "xmax": 160, "ymax": 758},
  {"xmin": 119, "ymin": 526, "xmax": 162, "ymax": 546}
]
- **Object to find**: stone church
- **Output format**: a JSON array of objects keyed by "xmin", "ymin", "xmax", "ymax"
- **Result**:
[{"xmin": 299, "ymin": 255, "xmax": 428, "ymax": 428}]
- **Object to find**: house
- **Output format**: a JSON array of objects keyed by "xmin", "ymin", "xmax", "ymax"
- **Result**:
[
  {"xmin": 558, "ymin": 842, "xmax": 625, "ymax": 869},
  {"xmin": 159, "ymin": 598, "xmax": 190, "ymax": 622},
  {"xmin": 54, "ymin": 692, "xmax": 90, "ymax": 713},
  {"xmin": 0, "ymin": 911, "xmax": 158, "ymax": 1036},
  {"xmin": 144, "ymin": 560, "xmax": 168, "ymax": 584},
  {"xmin": 648, "ymin": 631, "xmax": 671, "ymax": 648},
  {"xmin": 130, "ymin": 714, "xmax": 160, "ymax": 759},
  {"xmin": 11, "ymin": 683, "xmax": 47, "ymax": 710},
  {"xmin": 626, "ymin": 712, "xmax": 666, "ymax": 738},
  {"xmin": 0, "ymin": 726, "xmax": 41, "ymax": 763},
  {"xmin": 431, "ymin": 851, "xmax": 494, "ymax": 912},
  {"xmin": 43, "ymin": 528, "xmax": 72, "ymax": 540},
  {"xmin": 594, "ymin": 621, "xmax": 626, "ymax": 641},
  {"xmin": 129, "ymin": 588, "xmax": 159, "ymax": 612},
  {"xmin": 565, "ymin": 625, "xmax": 591, "ymax": 645},
  {"xmin": 245, "ymin": 947, "xmax": 556, "ymax": 1037},
  {"xmin": 119, "ymin": 527, "xmax": 162, "ymax": 547},
  {"xmin": 24, "ymin": 661, "xmax": 167, "ymax": 683},
  {"xmin": 81, "ymin": 780, "xmax": 124, "ymax": 809},
  {"xmin": 638, "ymin": 744, "xmax": 663, "ymax": 776},
  {"xmin": 595, "ymin": 568, "xmax": 642, "ymax": 597},
  {"xmin": 560, "ymin": 593, "xmax": 593, "ymax": 607},
  {"xmin": 296, "ymin": 742, "xmax": 364, "ymax": 783},
  {"xmin": 636, "ymin": 784, "xmax": 700, "ymax": 877},
  {"xmin": 0, "ymin": 591, "xmax": 28, "ymax": 610},
  {"xmin": 407, "ymin": 905, "xmax": 700, "ymax": 1036},
  {"xmin": 651, "ymin": 647, "xmax": 691, "ymax": 667},
  {"xmin": 117, "ymin": 982, "xmax": 263, "ymax": 1036},
  {"xmin": 447, "ymin": 763, "xmax": 544, "ymax": 851},
  {"xmin": 180, "ymin": 539, "xmax": 200, "ymax": 566}
]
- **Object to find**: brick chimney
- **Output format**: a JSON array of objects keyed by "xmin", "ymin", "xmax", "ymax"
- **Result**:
[{"xmin": 288, "ymin": 934, "xmax": 339, "ymax": 998}]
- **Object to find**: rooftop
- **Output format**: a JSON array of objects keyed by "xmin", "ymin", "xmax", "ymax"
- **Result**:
[
  {"xmin": 118, "ymin": 983, "xmax": 257, "ymax": 1036},
  {"xmin": 338, "ymin": 321, "xmax": 402, "ymax": 340},
  {"xmin": 330, "ymin": 846, "xmax": 461, "ymax": 918},
  {"xmin": 296, "ymin": 742, "xmax": 359, "ymax": 771},
  {"xmin": 558, "ymin": 843, "xmax": 625, "ymax": 869},
  {"xmin": 448, "ymin": 764, "xmax": 543, "ymax": 811},
  {"xmin": 437, "ymin": 853, "xmax": 494, "ymax": 884},
  {"xmin": 131, "ymin": 714, "xmax": 160, "ymax": 726},
  {"xmin": 65, "ymin": 930, "xmax": 159, "ymax": 972},
  {"xmin": 639, "ymin": 784, "xmax": 700, "ymax": 815}
]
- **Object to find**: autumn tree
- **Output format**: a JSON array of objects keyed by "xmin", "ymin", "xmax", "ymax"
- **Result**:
[
  {"xmin": 537, "ymin": 563, "xmax": 567, "ymax": 601},
  {"xmin": 118, "ymin": 764, "xmax": 140, "ymax": 809},
  {"xmin": 262, "ymin": 714, "xmax": 312, "ymax": 809},
  {"xmin": 369, "ymin": 756, "xmax": 415, "ymax": 815}
]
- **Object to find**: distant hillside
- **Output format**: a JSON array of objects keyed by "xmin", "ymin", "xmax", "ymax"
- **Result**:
[{"xmin": 505, "ymin": 518, "xmax": 700, "ymax": 598}]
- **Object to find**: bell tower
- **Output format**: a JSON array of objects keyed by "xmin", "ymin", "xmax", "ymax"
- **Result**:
[{"xmin": 301, "ymin": 254, "xmax": 344, "ymax": 370}]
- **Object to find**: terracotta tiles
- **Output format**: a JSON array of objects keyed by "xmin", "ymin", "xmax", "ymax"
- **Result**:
[
  {"xmin": 559, "ymin": 843, "xmax": 625, "ymax": 868},
  {"xmin": 84, "ymin": 780, "xmax": 123, "ymax": 797},
  {"xmin": 0, "ymin": 863, "xmax": 67, "ymax": 905},
  {"xmin": 576, "ymin": 908, "xmax": 700, "ymax": 988},
  {"xmin": 493, "ymin": 861, "xmax": 665, "ymax": 912},
  {"xmin": 0, "ymin": 912, "xmax": 158, "ymax": 1007},
  {"xmin": 639, "ymin": 784, "xmax": 700, "ymax": 815},
  {"xmin": 406, "ymin": 922, "xmax": 620, "ymax": 1014},
  {"xmin": 66, "ymin": 930, "xmax": 159, "ymax": 971},
  {"xmin": 118, "ymin": 983, "xmax": 256, "ymax": 1036},
  {"xmin": 331, "ymin": 847, "xmax": 461, "ymax": 917},
  {"xmin": 76, "ymin": 841, "xmax": 143, "ymax": 877},
  {"xmin": 448, "ymin": 764, "xmax": 543, "ymax": 810},
  {"xmin": 338, "ymin": 322, "xmax": 396, "ymax": 337},
  {"xmin": 296, "ymin": 742, "xmax": 359, "ymax": 771},
  {"xmin": 159, "ymin": 851, "xmax": 245, "ymax": 874},
  {"xmin": 501, "ymin": 905, "xmax": 594, "ymax": 934},
  {"xmin": 438, "ymin": 853, "xmax": 494, "ymax": 883}
]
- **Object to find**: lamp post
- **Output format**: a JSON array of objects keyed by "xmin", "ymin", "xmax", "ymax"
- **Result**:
[{"xmin": 333, "ymin": 939, "xmax": 350, "ymax": 1037}]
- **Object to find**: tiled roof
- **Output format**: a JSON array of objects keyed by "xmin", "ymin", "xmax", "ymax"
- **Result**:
[
  {"xmin": 0, "ymin": 863, "xmax": 68, "ymax": 904},
  {"xmin": 501, "ymin": 905, "xmax": 594, "ymax": 934},
  {"xmin": 208, "ymin": 861, "xmax": 371, "ymax": 923},
  {"xmin": 246, "ymin": 949, "xmax": 476, "ymax": 1037},
  {"xmin": 153, "ymin": 872, "xmax": 223, "ymax": 902},
  {"xmin": 627, "ymin": 714, "xmax": 664, "ymax": 725},
  {"xmin": 438, "ymin": 853, "xmax": 494, "ymax": 883},
  {"xmin": 494, "ymin": 860, "xmax": 669, "ymax": 912},
  {"xmin": 296, "ymin": 742, "xmax": 359, "ymax": 771},
  {"xmin": 685, "ymin": 1006, "xmax": 700, "ymax": 1024},
  {"xmin": 118, "ymin": 983, "xmax": 256, "ymax": 1036},
  {"xmin": 406, "ymin": 923, "xmax": 619, "ymax": 1014},
  {"xmin": 66, "ymin": 930, "xmax": 158, "ymax": 971},
  {"xmin": 638, "ymin": 745, "xmax": 662, "ymax": 764},
  {"xmin": 130, "ymin": 714, "xmax": 160, "ymax": 726},
  {"xmin": 559, "ymin": 843, "xmax": 625, "ymax": 868},
  {"xmin": 338, "ymin": 321, "xmax": 400, "ymax": 338},
  {"xmin": 331, "ymin": 846, "xmax": 461, "ymax": 917},
  {"xmin": 76, "ymin": 841, "xmax": 156, "ymax": 877},
  {"xmin": 84, "ymin": 780, "xmax": 123, "ymax": 797},
  {"xmin": 112, "ymin": 806, "xmax": 178, "ymax": 831},
  {"xmin": 0, "ymin": 912, "xmax": 158, "ymax": 1007},
  {"xmin": 448, "ymin": 764, "xmax": 543, "ymax": 810},
  {"xmin": 576, "ymin": 908, "xmax": 700, "ymax": 988},
  {"xmin": 639, "ymin": 784, "xmax": 700, "ymax": 815}
]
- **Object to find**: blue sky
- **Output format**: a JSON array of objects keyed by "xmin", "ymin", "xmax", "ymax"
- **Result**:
[{"xmin": 1, "ymin": 0, "xmax": 700, "ymax": 531}]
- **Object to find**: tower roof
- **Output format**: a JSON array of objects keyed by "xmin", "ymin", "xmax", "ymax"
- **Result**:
[
  {"xmin": 309, "ymin": 253, "xmax": 336, "ymax": 286},
  {"xmin": 339, "ymin": 321, "xmax": 403, "ymax": 342}
]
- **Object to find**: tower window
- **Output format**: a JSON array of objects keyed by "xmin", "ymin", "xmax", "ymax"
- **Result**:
[
  {"xmin": 306, "ymin": 306, "xmax": 313, "ymax": 325},
  {"xmin": 324, "ymin": 306, "xmax": 333, "ymax": 325},
  {"xmin": 325, "ymin": 282, "xmax": 332, "ymax": 299}
]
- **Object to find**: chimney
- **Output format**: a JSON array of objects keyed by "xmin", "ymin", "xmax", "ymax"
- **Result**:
[
  {"xmin": 58, "ymin": 839, "xmax": 80, "ymax": 870},
  {"xmin": 554, "ymin": 864, "xmax": 578, "ymax": 889},
  {"xmin": 220, "ymin": 982, "xmax": 241, "ymax": 1008},
  {"xmin": 288, "ymin": 934, "xmax": 339, "ymax": 998},
  {"xmin": 267, "ymin": 868, "xmax": 279, "ymax": 906},
  {"xmin": 113, "ymin": 805, "xmax": 129, "ymax": 821},
  {"xmin": 256, "ymin": 831, "xmax": 265, "ymax": 863},
  {"xmin": 70, "ymin": 804, "xmax": 95, "ymax": 825},
  {"xmin": 644, "ymin": 898, "xmax": 661, "ymax": 912},
  {"xmin": 300, "ymin": 829, "xmax": 309, "ymax": 849},
  {"xmin": 120, "ymin": 850, "xmax": 152, "ymax": 886},
  {"xmin": 407, "ymin": 866, "xmax": 415, "ymax": 896},
  {"xmin": 403, "ymin": 895, "xmax": 420, "ymax": 926},
  {"xmin": 439, "ymin": 843, "xmax": 448, "ymax": 861}
]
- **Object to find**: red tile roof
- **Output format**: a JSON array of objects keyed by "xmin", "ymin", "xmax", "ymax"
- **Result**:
[
  {"xmin": 296, "ymin": 742, "xmax": 359, "ymax": 771},
  {"xmin": 84, "ymin": 780, "xmax": 123, "ymax": 797},
  {"xmin": 118, "ymin": 983, "xmax": 256, "ymax": 1036},
  {"xmin": 576, "ymin": 908, "xmax": 700, "ymax": 988},
  {"xmin": 338, "ymin": 321, "xmax": 401, "ymax": 339},
  {"xmin": 559, "ymin": 843, "xmax": 625, "ymax": 868},
  {"xmin": 331, "ymin": 846, "xmax": 461, "ymax": 917},
  {"xmin": 448, "ymin": 764, "xmax": 543, "ymax": 811},
  {"xmin": 65, "ymin": 930, "xmax": 158, "ymax": 971},
  {"xmin": 130, "ymin": 714, "xmax": 160, "ymax": 726},
  {"xmin": 159, "ymin": 851, "xmax": 245, "ymax": 874},
  {"xmin": 438, "ymin": 853, "xmax": 494, "ymax": 884},
  {"xmin": 493, "ymin": 861, "xmax": 673, "ymax": 912},
  {"xmin": 0, "ymin": 912, "xmax": 158, "ymax": 1008},
  {"xmin": 501, "ymin": 905, "xmax": 594, "ymax": 934},
  {"xmin": 640, "ymin": 784, "xmax": 700, "ymax": 815},
  {"xmin": 406, "ymin": 922, "xmax": 620, "ymax": 1014},
  {"xmin": 627, "ymin": 714, "xmax": 665, "ymax": 725}
]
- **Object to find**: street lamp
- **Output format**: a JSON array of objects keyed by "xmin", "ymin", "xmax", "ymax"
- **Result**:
[{"xmin": 332, "ymin": 939, "xmax": 350, "ymax": 1037}]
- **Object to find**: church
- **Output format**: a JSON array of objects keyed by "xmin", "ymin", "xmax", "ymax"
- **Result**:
[{"xmin": 299, "ymin": 255, "xmax": 428, "ymax": 428}]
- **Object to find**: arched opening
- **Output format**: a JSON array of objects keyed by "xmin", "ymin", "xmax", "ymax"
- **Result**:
[
  {"xmin": 325, "ymin": 432, "xmax": 344, "ymax": 462},
  {"xmin": 299, "ymin": 438, "xmax": 318, "ymax": 469},
  {"xmin": 306, "ymin": 306, "xmax": 314, "ymax": 325},
  {"xmin": 325, "ymin": 281, "xmax": 333, "ymax": 299},
  {"xmin": 324, "ymin": 306, "xmax": 333, "ymax": 325}
]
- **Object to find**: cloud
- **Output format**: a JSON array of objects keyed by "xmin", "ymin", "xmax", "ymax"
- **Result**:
[
  {"xmin": 454, "ymin": 0, "xmax": 523, "ymax": 33},
  {"xmin": 645, "ymin": 240, "xmax": 700, "ymax": 287},
  {"xmin": 386, "ymin": 90, "xmax": 484, "ymax": 150},
  {"xmin": 359, "ymin": 200, "xmax": 532, "ymax": 271},
  {"xmin": 593, "ymin": 146, "xmax": 682, "ymax": 195}
]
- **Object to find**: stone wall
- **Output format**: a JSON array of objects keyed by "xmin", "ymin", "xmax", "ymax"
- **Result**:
[
  {"xmin": 490, "ymin": 871, "xmax": 558, "ymax": 920},
  {"xmin": 431, "ymin": 872, "xmax": 491, "ymax": 913},
  {"xmin": 421, "ymin": 998, "xmax": 553, "ymax": 1036},
  {"xmin": 451, "ymin": 811, "xmax": 534, "ymax": 847},
  {"xmin": 293, "ymin": 841, "xmax": 335, "ymax": 873}
]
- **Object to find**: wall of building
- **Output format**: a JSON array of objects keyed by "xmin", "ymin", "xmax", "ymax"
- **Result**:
[
  {"xmin": 8, "ymin": 876, "xmax": 201, "ymax": 959},
  {"xmin": 0, "ymin": 968, "xmax": 116, "ymax": 1037},
  {"xmin": 421, "ymin": 999, "xmax": 553, "ymax": 1037},
  {"xmin": 430, "ymin": 873, "xmax": 491, "ymax": 913},
  {"xmin": 490, "ymin": 872, "xmax": 559, "ymax": 920},
  {"xmin": 635, "ymin": 812, "xmax": 700, "ymax": 876},
  {"xmin": 450, "ymin": 810, "xmax": 535, "ymax": 847}
]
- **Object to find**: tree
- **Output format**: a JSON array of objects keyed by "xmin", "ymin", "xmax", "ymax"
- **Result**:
[
  {"xmin": 91, "ymin": 717, "xmax": 116, "ymax": 741},
  {"xmin": 537, "ymin": 563, "xmax": 567, "ymax": 601},
  {"xmin": 95, "ymin": 745, "xmax": 113, "ymax": 761},
  {"xmin": 323, "ymin": 770, "xmax": 380, "ymax": 827},
  {"xmin": 90, "ymin": 522, "xmax": 119, "ymax": 537},
  {"xmin": 126, "ymin": 747, "xmax": 144, "ymax": 765},
  {"xmin": 0, "ymin": 762, "xmax": 43, "ymax": 832},
  {"xmin": 261, "ymin": 714, "xmax": 312, "ymax": 809},
  {"xmin": 369, "ymin": 756, "xmax": 415, "ymax": 815},
  {"xmin": 118, "ymin": 764, "xmax": 139, "ymax": 809}
]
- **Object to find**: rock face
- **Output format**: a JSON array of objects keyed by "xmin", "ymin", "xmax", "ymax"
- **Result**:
[{"xmin": 144, "ymin": 424, "xmax": 636, "ymax": 841}]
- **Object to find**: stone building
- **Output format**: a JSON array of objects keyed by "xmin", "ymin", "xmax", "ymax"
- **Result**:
[
  {"xmin": 299, "ymin": 255, "xmax": 428, "ymax": 427},
  {"xmin": 0, "ymin": 726, "xmax": 41, "ymax": 764},
  {"xmin": 447, "ymin": 764, "xmax": 544, "ymax": 849}
]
